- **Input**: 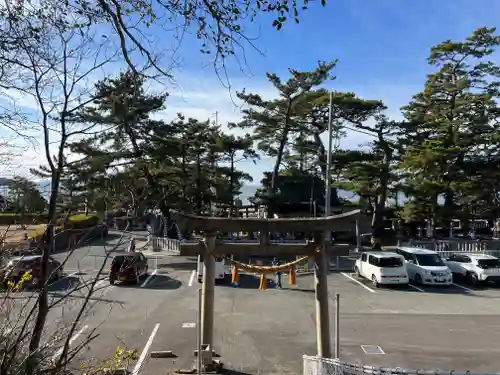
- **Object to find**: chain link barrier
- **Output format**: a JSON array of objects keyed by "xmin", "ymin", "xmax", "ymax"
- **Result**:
[{"xmin": 303, "ymin": 356, "xmax": 500, "ymax": 375}]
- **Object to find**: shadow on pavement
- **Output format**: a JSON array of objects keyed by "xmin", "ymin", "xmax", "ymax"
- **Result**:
[
  {"xmin": 220, "ymin": 368, "xmax": 255, "ymax": 375},
  {"xmin": 282, "ymin": 287, "xmax": 314, "ymax": 294},
  {"xmin": 142, "ymin": 275, "xmax": 182, "ymax": 290},
  {"xmin": 114, "ymin": 274, "xmax": 182, "ymax": 290},
  {"xmin": 47, "ymin": 276, "xmax": 81, "ymax": 292},
  {"xmin": 86, "ymin": 233, "xmax": 123, "ymax": 246},
  {"xmin": 158, "ymin": 262, "xmax": 196, "ymax": 271},
  {"xmin": 218, "ymin": 274, "xmax": 260, "ymax": 289}
]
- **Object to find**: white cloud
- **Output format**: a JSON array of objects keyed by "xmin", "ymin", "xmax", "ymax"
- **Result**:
[
  {"xmin": 1, "ymin": 69, "xmax": 420, "ymax": 181},
  {"xmin": 155, "ymin": 74, "xmax": 278, "ymax": 128}
]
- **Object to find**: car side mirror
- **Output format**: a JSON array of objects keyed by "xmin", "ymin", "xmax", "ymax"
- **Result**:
[{"xmin": 407, "ymin": 260, "xmax": 414, "ymax": 264}]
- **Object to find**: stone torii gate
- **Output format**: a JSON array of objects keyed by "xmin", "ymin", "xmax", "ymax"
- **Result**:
[{"xmin": 171, "ymin": 209, "xmax": 366, "ymax": 362}]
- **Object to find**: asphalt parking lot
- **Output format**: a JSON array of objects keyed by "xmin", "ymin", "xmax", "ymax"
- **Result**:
[{"xmin": 3, "ymin": 234, "xmax": 500, "ymax": 374}]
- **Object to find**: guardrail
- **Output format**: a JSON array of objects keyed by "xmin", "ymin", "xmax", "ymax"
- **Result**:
[
  {"xmin": 219, "ymin": 239, "xmax": 309, "ymax": 244},
  {"xmin": 404, "ymin": 239, "xmax": 500, "ymax": 252},
  {"xmin": 151, "ymin": 237, "xmax": 181, "ymax": 252}
]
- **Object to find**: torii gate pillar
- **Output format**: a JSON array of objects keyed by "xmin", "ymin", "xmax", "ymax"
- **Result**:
[
  {"xmin": 201, "ymin": 232, "xmax": 216, "ymax": 348},
  {"xmin": 313, "ymin": 232, "xmax": 332, "ymax": 358}
]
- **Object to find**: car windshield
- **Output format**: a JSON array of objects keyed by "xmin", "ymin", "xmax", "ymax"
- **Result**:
[
  {"xmin": 416, "ymin": 254, "xmax": 445, "ymax": 266},
  {"xmin": 112, "ymin": 256, "xmax": 135, "ymax": 268},
  {"xmin": 478, "ymin": 259, "xmax": 500, "ymax": 269},
  {"xmin": 7, "ymin": 259, "xmax": 35, "ymax": 269},
  {"xmin": 379, "ymin": 257, "xmax": 403, "ymax": 267}
]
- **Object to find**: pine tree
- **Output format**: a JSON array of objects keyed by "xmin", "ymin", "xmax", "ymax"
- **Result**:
[
  {"xmin": 399, "ymin": 27, "xmax": 500, "ymax": 232},
  {"xmin": 68, "ymin": 70, "xmax": 174, "ymax": 219},
  {"xmin": 235, "ymin": 61, "xmax": 336, "ymax": 216}
]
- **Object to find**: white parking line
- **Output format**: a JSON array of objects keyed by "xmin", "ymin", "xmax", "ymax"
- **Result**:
[
  {"xmin": 52, "ymin": 325, "xmax": 88, "ymax": 361},
  {"xmin": 341, "ymin": 272, "xmax": 376, "ymax": 293},
  {"xmin": 132, "ymin": 323, "xmax": 160, "ymax": 375},
  {"xmin": 453, "ymin": 283, "xmax": 475, "ymax": 293},
  {"xmin": 141, "ymin": 270, "xmax": 158, "ymax": 288},
  {"xmin": 188, "ymin": 270, "xmax": 196, "ymax": 287},
  {"xmin": 408, "ymin": 283, "xmax": 425, "ymax": 292}
]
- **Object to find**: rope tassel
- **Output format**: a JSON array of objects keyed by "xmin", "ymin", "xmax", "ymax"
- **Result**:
[
  {"xmin": 259, "ymin": 273, "xmax": 267, "ymax": 290},
  {"xmin": 232, "ymin": 265, "xmax": 239, "ymax": 285},
  {"xmin": 289, "ymin": 265, "xmax": 296, "ymax": 285}
]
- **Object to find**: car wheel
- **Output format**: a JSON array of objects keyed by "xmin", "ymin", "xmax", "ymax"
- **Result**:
[
  {"xmin": 415, "ymin": 274, "xmax": 422, "ymax": 285},
  {"xmin": 371, "ymin": 275, "xmax": 379, "ymax": 288},
  {"xmin": 198, "ymin": 277, "xmax": 202, "ymax": 283},
  {"xmin": 467, "ymin": 272, "xmax": 479, "ymax": 286},
  {"xmin": 354, "ymin": 266, "xmax": 360, "ymax": 278}
]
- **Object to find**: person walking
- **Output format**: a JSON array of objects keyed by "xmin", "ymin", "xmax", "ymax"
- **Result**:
[
  {"xmin": 272, "ymin": 257, "xmax": 282, "ymax": 289},
  {"xmin": 128, "ymin": 237, "xmax": 136, "ymax": 252},
  {"xmin": 146, "ymin": 223, "xmax": 152, "ymax": 243}
]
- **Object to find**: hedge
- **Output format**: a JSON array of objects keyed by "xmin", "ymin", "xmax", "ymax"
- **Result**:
[
  {"xmin": 65, "ymin": 214, "xmax": 100, "ymax": 229},
  {"xmin": 0, "ymin": 213, "xmax": 47, "ymax": 225},
  {"xmin": 25, "ymin": 214, "xmax": 101, "ymax": 239}
]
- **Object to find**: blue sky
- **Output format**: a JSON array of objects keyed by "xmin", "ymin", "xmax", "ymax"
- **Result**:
[{"xmin": 3, "ymin": 0, "xmax": 500, "ymax": 185}]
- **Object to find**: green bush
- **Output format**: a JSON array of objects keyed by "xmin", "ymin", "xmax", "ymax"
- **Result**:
[
  {"xmin": 66, "ymin": 214, "xmax": 100, "ymax": 229},
  {"xmin": 0, "ymin": 213, "xmax": 47, "ymax": 225},
  {"xmin": 27, "ymin": 225, "xmax": 64, "ymax": 239}
]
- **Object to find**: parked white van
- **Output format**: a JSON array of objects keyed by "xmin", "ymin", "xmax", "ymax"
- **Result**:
[
  {"xmin": 354, "ymin": 251, "xmax": 409, "ymax": 288},
  {"xmin": 197, "ymin": 254, "xmax": 231, "ymax": 284},
  {"xmin": 445, "ymin": 253, "xmax": 500, "ymax": 286},
  {"xmin": 394, "ymin": 247, "xmax": 453, "ymax": 286}
]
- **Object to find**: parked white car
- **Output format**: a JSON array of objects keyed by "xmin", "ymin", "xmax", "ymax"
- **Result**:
[
  {"xmin": 354, "ymin": 251, "xmax": 409, "ymax": 288},
  {"xmin": 445, "ymin": 253, "xmax": 500, "ymax": 286},
  {"xmin": 197, "ymin": 255, "xmax": 231, "ymax": 283},
  {"xmin": 394, "ymin": 247, "xmax": 453, "ymax": 286}
]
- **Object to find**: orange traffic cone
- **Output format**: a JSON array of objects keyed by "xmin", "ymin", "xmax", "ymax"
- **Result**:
[
  {"xmin": 289, "ymin": 265, "xmax": 296, "ymax": 285},
  {"xmin": 259, "ymin": 273, "xmax": 267, "ymax": 290}
]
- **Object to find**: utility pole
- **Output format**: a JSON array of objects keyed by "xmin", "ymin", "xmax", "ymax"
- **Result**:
[
  {"xmin": 325, "ymin": 92, "xmax": 333, "ymax": 242},
  {"xmin": 211, "ymin": 111, "xmax": 218, "ymax": 216}
]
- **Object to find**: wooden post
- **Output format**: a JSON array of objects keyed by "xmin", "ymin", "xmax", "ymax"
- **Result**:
[
  {"xmin": 313, "ymin": 232, "xmax": 332, "ymax": 358},
  {"xmin": 201, "ymin": 232, "xmax": 216, "ymax": 348}
]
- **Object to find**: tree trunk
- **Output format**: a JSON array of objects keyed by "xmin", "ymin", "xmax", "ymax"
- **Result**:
[
  {"xmin": 28, "ymin": 173, "xmax": 60, "ymax": 363},
  {"xmin": 269, "ymin": 127, "xmax": 289, "ymax": 218},
  {"xmin": 371, "ymin": 147, "xmax": 391, "ymax": 247}
]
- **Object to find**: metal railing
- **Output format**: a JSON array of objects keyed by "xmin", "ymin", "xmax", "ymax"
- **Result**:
[
  {"xmin": 404, "ymin": 239, "xmax": 500, "ymax": 252},
  {"xmin": 151, "ymin": 236, "xmax": 181, "ymax": 252},
  {"xmin": 303, "ymin": 356, "xmax": 500, "ymax": 375}
]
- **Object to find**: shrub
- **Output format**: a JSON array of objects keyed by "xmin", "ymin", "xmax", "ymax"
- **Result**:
[
  {"xmin": 0, "ymin": 213, "xmax": 47, "ymax": 225},
  {"xmin": 65, "ymin": 214, "xmax": 100, "ymax": 229},
  {"xmin": 26, "ymin": 225, "xmax": 64, "ymax": 240}
]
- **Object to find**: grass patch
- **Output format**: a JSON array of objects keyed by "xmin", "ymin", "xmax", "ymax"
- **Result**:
[
  {"xmin": 67, "ymin": 213, "xmax": 98, "ymax": 222},
  {"xmin": 26, "ymin": 225, "xmax": 65, "ymax": 239},
  {"xmin": 18, "ymin": 214, "xmax": 100, "ymax": 239}
]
